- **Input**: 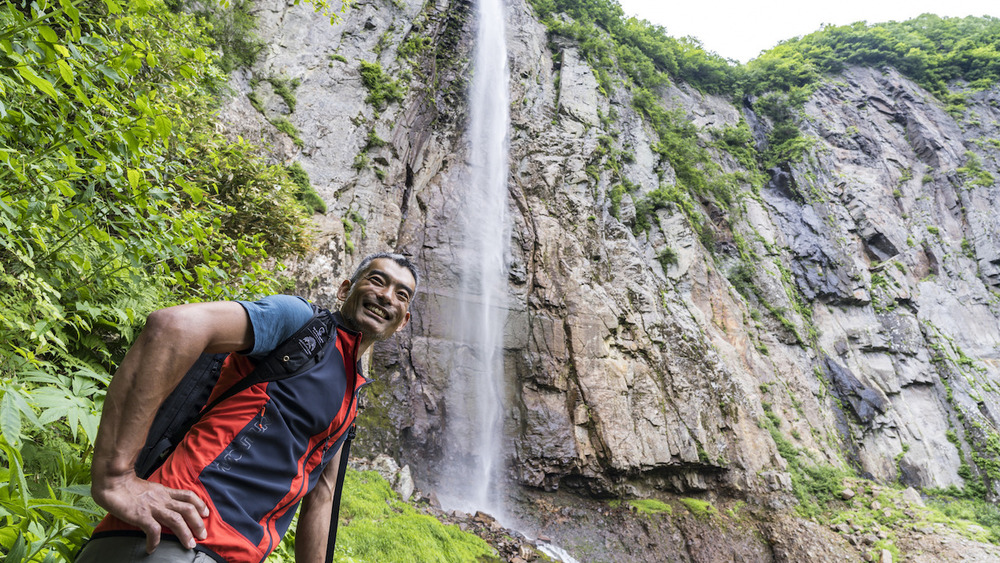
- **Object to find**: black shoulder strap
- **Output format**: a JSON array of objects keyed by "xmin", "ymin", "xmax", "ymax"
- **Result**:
[
  {"xmin": 325, "ymin": 424, "xmax": 355, "ymax": 563},
  {"xmin": 135, "ymin": 352, "xmax": 228, "ymax": 479},
  {"xmin": 198, "ymin": 307, "xmax": 336, "ymax": 417}
]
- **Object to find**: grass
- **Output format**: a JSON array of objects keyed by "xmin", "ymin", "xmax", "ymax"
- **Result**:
[
  {"xmin": 924, "ymin": 493, "xmax": 1000, "ymax": 543},
  {"xmin": 611, "ymin": 498, "xmax": 673, "ymax": 516},
  {"xmin": 333, "ymin": 470, "xmax": 499, "ymax": 562},
  {"xmin": 679, "ymin": 498, "xmax": 717, "ymax": 519}
]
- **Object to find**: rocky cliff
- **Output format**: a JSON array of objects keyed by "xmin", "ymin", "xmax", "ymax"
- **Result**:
[{"xmin": 218, "ymin": 0, "xmax": 1000, "ymax": 559}]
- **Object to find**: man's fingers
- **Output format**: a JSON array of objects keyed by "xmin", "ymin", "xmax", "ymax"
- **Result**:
[
  {"xmin": 151, "ymin": 498, "xmax": 205, "ymax": 549},
  {"xmin": 169, "ymin": 487, "xmax": 210, "ymax": 519},
  {"xmin": 164, "ymin": 496, "xmax": 208, "ymax": 543},
  {"xmin": 99, "ymin": 477, "xmax": 208, "ymax": 551},
  {"xmin": 143, "ymin": 520, "xmax": 162, "ymax": 554}
]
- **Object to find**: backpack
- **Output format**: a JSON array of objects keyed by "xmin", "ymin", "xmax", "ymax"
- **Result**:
[{"xmin": 133, "ymin": 306, "xmax": 354, "ymax": 562}]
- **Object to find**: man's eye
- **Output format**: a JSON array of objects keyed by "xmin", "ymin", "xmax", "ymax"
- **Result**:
[
  {"xmin": 397, "ymin": 291, "xmax": 410, "ymax": 302},
  {"xmin": 368, "ymin": 276, "xmax": 385, "ymax": 285}
]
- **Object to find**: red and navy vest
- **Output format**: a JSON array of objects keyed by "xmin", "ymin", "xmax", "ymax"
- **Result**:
[{"xmin": 94, "ymin": 317, "xmax": 366, "ymax": 563}]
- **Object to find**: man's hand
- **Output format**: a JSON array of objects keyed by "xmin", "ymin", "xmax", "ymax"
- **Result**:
[{"xmin": 93, "ymin": 472, "xmax": 209, "ymax": 554}]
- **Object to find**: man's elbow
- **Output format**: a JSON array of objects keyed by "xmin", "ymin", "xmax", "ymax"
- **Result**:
[
  {"xmin": 305, "ymin": 479, "xmax": 336, "ymax": 506},
  {"xmin": 142, "ymin": 307, "xmax": 189, "ymax": 340}
]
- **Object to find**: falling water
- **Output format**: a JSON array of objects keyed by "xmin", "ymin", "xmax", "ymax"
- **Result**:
[{"xmin": 438, "ymin": 0, "xmax": 510, "ymax": 517}]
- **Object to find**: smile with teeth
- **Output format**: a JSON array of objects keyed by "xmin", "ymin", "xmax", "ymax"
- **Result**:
[{"xmin": 364, "ymin": 303, "xmax": 389, "ymax": 319}]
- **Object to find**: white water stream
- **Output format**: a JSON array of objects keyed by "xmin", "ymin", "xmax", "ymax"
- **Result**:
[
  {"xmin": 435, "ymin": 4, "xmax": 584, "ymax": 562},
  {"xmin": 438, "ymin": 0, "xmax": 511, "ymax": 519}
]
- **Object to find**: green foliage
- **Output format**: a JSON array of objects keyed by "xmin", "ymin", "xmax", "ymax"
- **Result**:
[
  {"xmin": 925, "ymin": 494, "xmax": 1000, "ymax": 543},
  {"xmin": 759, "ymin": 403, "xmax": 851, "ymax": 518},
  {"xmin": 527, "ymin": 0, "xmax": 739, "ymax": 95},
  {"xmin": 0, "ymin": 0, "xmax": 313, "ymax": 557},
  {"xmin": 271, "ymin": 116, "xmax": 305, "ymax": 147},
  {"xmin": 365, "ymin": 128, "xmax": 387, "ymax": 149},
  {"xmin": 359, "ymin": 60, "xmax": 406, "ymax": 110},
  {"xmin": 711, "ymin": 117, "xmax": 756, "ymax": 171},
  {"xmin": 957, "ymin": 151, "xmax": 995, "ymax": 188},
  {"xmin": 398, "ymin": 32, "xmax": 432, "ymax": 60},
  {"xmin": 170, "ymin": 0, "xmax": 264, "ymax": 73},
  {"xmin": 633, "ymin": 184, "xmax": 697, "ymax": 235},
  {"xmin": 744, "ymin": 15, "xmax": 1000, "ymax": 102},
  {"xmin": 656, "ymin": 247, "xmax": 678, "ymax": 271},
  {"xmin": 268, "ymin": 75, "xmax": 302, "ymax": 113},
  {"xmin": 727, "ymin": 263, "xmax": 756, "ymax": 300},
  {"xmin": 332, "ymin": 470, "xmax": 499, "ymax": 562},
  {"xmin": 285, "ymin": 161, "xmax": 327, "ymax": 214},
  {"xmin": 754, "ymin": 92, "xmax": 814, "ymax": 168},
  {"xmin": 608, "ymin": 184, "xmax": 626, "ymax": 218}
]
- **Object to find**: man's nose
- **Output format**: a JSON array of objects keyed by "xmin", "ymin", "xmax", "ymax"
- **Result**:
[{"xmin": 374, "ymin": 284, "xmax": 392, "ymax": 302}]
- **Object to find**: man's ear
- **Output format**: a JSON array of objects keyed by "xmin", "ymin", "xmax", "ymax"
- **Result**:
[
  {"xmin": 395, "ymin": 311, "xmax": 411, "ymax": 333},
  {"xmin": 337, "ymin": 279, "xmax": 352, "ymax": 301}
]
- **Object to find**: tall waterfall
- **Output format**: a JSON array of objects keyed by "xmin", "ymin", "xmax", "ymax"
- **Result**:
[{"xmin": 438, "ymin": 0, "xmax": 510, "ymax": 516}]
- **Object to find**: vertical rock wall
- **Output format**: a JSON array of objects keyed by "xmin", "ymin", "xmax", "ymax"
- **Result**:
[{"xmin": 219, "ymin": 0, "xmax": 1000, "ymax": 514}]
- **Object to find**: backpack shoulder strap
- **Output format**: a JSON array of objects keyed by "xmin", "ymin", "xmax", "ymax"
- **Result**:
[
  {"xmin": 325, "ymin": 424, "xmax": 355, "ymax": 563},
  {"xmin": 135, "ymin": 352, "xmax": 228, "ymax": 478},
  {"xmin": 198, "ymin": 306, "xmax": 336, "ymax": 415}
]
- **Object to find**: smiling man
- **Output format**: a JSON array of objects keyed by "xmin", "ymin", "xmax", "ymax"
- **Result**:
[{"xmin": 77, "ymin": 253, "xmax": 418, "ymax": 563}]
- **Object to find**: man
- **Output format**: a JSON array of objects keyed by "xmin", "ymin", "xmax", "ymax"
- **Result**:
[{"xmin": 77, "ymin": 253, "xmax": 419, "ymax": 563}]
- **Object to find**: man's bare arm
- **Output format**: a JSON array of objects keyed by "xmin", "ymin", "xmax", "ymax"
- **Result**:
[
  {"xmin": 90, "ymin": 301, "xmax": 254, "ymax": 554},
  {"xmin": 294, "ymin": 447, "xmax": 343, "ymax": 562}
]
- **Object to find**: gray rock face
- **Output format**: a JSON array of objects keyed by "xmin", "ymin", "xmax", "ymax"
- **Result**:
[{"xmin": 219, "ymin": 0, "xmax": 1000, "ymax": 550}]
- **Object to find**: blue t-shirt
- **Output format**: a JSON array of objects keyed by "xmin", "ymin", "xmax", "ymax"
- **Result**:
[{"xmin": 236, "ymin": 295, "xmax": 315, "ymax": 357}]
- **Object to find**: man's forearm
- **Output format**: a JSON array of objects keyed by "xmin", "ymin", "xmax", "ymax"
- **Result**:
[
  {"xmin": 295, "ymin": 448, "xmax": 342, "ymax": 562},
  {"xmin": 93, "ymin": 308, "xmax": 207, "ymax": 488}
]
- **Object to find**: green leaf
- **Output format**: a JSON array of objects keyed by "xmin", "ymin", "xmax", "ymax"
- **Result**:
[
  {"xmin": 154, "ymin": 114, "xmax": 172, "ymax": 138},
  {"xmin": 54, "ymin": 180, "xmax": 76, "ymax": 197},
  {"xmin": 38, "ymin": 25, "xmax": 59, "ymax": 43},
  {"xmin": 56, "ymin": 59, "xmax": 74, "ymax": 85},
  {"xmin": 183, "ymin": 183, "xmax": 205, "ymax": 204},
  {"xmin": 96, "ymin": 64, "xmax": 121, "ymax": 83},
  {"xmin": 127, "ymin": 168, "xmax": 141, "ymax": 190},
  {"xmin": 59, "ymin": 0, "xmax": 81, "ymax": 24},
  {"xmin": 5, "ymin": 531, "xmax": 27, "ymax": 563},
  {"xmin": 0, "ymin": 389, "xmax": 23, "ymax": 446},
  {"xmin": 16, "ymin": 66, "xmax": 59, "ymax": 100}
]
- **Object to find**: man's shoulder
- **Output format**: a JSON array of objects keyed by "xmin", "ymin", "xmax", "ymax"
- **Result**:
[{"xmin": 237, "ymin": 295, "xmax": 317, "ymax": 357}]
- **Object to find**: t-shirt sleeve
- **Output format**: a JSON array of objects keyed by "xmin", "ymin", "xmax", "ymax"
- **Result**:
[{"xmin": 236, "ymin": 295, "xmax": 315, "ymax": 357}]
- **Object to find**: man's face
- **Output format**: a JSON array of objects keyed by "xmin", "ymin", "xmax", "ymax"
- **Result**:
[{"xmin": 337, "ymin": 258, "xmax": 415, "ymax": 342}]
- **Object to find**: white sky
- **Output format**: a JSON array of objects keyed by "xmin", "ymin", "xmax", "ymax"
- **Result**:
[{"xmin": 616, "ymin": 0, "xmax": 1000, "ymax": 63}]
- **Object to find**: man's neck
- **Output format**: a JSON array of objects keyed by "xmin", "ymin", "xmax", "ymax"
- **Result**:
[{"xmin": 334, "ymin": 309, "xmax": 374, "ymax": 356}]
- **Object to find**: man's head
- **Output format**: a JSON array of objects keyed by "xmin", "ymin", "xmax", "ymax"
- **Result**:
[{"xmin": 337, "ymin": 253, "xmax": 419, "ymax": 345}]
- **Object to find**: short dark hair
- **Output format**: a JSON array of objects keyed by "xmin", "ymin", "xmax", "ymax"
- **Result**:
[{"xmin": 350, "ymin": 252, "xmax": 420, "ymax": 295}]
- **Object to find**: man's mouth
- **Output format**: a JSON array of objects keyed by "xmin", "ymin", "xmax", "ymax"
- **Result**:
[{"xmin": 364, "ymin": 303, "xmax": 389, "ymax": 320}]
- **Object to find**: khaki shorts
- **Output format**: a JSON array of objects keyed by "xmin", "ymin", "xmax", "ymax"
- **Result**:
[{"xmin": 75, "ymin": 536, "xmax": 215, "ymax": 563}]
